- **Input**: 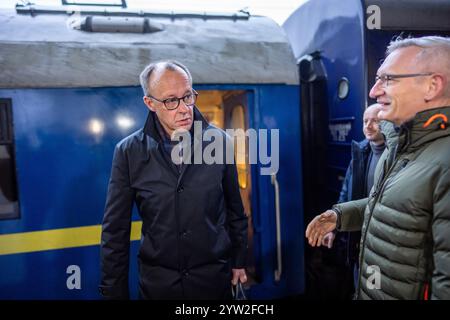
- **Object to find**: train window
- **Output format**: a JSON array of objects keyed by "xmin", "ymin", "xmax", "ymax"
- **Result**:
[
  {"xmin": 231, "ymin": 105, "xmax": 248, "ymax": 190},
  {"xmin": 0, "ymin": 99, "xmax": 20, "ymax": 220},
  {"xmin": 338, "ymin": 77, "xmax": 350, "ymax": 99}
]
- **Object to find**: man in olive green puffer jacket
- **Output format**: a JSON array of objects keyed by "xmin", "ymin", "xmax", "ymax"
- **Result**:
[{"xmin": 306, "ymin": 35, "xmax": 450, "ymax": 300}]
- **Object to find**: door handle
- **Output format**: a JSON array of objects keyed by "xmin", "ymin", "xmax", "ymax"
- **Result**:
[{"xmin": 271, "ymin": 173, "xmax": 282, "ymax": 282}]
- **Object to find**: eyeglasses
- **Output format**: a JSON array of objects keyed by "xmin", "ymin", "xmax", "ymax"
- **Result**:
[
  {"xmin": 375, "ymin": 73, "xmax": 433, "ymax": 87},
  {"xmin": 147, "ymin": 90, "xmax": 198, "ymax": 110}
]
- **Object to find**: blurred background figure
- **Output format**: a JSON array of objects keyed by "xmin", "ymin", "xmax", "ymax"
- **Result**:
[{"xmin": 321, "ymin": 103, "xmax": 385, "ymax": 299}]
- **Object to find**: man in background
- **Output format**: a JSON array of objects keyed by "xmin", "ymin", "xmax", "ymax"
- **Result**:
[{"xmin": 321, "ymin": 104, "xmax": 385, "ymax": 299}]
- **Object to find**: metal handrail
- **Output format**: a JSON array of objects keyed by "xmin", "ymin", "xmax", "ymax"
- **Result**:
[{"xmin": 271, "ymin": 173, "xmax": 282, "ymax": 282}]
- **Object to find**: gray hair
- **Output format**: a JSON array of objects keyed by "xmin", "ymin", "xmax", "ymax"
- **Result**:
[
  {"xmin": 364, "ymin": 103, "xmax": 380, "ymax": 115},
  {"xmin": 139, "ymin": 60, "xmax": 193, "ymax": 96},
  {"xmin": 386, "ymin": 36, "xmax": 450, "ymax": 96}
]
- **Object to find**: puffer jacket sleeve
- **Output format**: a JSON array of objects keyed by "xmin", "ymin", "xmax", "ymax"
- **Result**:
[
  {"xmin": 222, "ymin": 161, "xmax": 248, "ymax": 269},
  {"xmin": 431, "ymin": 168, "xmax": 450, "ymax": 300},
  {"xmin": 99, "ymin": 143, "xmax": 135, "ymax": 299},
  {"xmin": 333, "ymin": 197, "xmax": 368, "ymax": 232}
]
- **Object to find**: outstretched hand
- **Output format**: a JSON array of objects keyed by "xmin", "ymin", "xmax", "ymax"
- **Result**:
[{"xmin": 305, "ymin": 210, "xmax": 337, "ymax": 247}]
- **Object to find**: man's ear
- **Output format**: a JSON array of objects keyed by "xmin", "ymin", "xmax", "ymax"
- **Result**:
[
  {"xmin": 143, "ymin": 96, "xmax": 156, "ymax": 112},
  {"xmin": 424, "ymin": 74, "xmax": 446, "ymax": 102}
]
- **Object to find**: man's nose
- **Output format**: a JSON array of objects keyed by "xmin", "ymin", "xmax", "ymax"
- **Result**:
[{"xmin": 369, "ymin": 81, "xmax": 384, "ymax": 99}]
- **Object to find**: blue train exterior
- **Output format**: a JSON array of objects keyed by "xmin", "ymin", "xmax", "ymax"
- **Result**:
[
  {"xmin": 283, "ymin": 0, "xmax": 450, "ymax": 298},
  {"xmin": 0, "ymin": 4, "xmax": 304, "ymax": 299}
]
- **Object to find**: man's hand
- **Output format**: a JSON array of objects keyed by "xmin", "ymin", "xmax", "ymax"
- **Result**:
[
  {"xmin": 231, "ymin": 268, "xmax": 247, "ymax": 285},
  {"xmin": 322, "ymin": 232, "xmax": 336, "ymax": 249},
  {"xmin": 305, "ymin": 210, "xmax": 337, "ymax": 247}
]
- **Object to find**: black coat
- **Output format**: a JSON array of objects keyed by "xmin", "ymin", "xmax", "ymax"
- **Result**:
[
  {"xmin": 99, "ymin": 107, "xmax": 248, "ymax": 300},
  {"xmin": 338, "ymin": 139, "xmax": 371, "ymax": 203},
  {"xmin": 337, "ymin": 139, "xmax": 371, "ymax": 267}
]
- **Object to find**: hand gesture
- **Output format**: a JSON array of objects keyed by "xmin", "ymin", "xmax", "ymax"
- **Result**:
[{"xmin": 305, "ymin": 210, "xmax": 337, "ymax": 247}]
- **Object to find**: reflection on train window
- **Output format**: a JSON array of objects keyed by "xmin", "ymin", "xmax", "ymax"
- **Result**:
[
  {"xmin": 195, "ymin": 91, "xmax": 249, "ymax": 191},
  {"xmin": 231, "ymin": 105, "xmax": 248, "ymax": 190},
  {"xmin": 0, "ymin": 99, "xmax": 19, "ymax": 220}
]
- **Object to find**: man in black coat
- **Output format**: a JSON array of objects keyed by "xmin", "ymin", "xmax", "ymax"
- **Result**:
[
  {"xmin": 321, "ymin": 104, "xmax": 385, "ymax": 298},
  {"xmin": 99, "ymin": 60, "xmax": 248, "ymax": 300}
]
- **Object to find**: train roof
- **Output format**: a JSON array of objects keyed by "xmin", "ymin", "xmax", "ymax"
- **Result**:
[{"xmin": 0, "ymin": 5, "xmax": 299, "ymax": 88}]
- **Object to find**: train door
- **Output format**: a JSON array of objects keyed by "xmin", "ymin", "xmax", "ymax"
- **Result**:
[
  {"xmin": 297, "ymin": 50, "xmax": 363, "ymax": 299},
  {"xmin": 222, "ymin": 92, "xmax": 256, "ymax": 288},
  {"xmin": 196, "ymin": 87, "xmax": 304, "ymax": 299},
  {"xmin": 195, "ymin": 90, "xmax": 256, "ymax": 286},
  {"xmin": 297, "ymin": 53, "xmax": 330, "ymax": 220}
]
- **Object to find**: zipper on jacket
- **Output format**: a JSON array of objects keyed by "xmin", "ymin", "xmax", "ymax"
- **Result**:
[
  {"xmin": 356, "ymin": 153, "xmax": 402, "ymax": 298},
  {"xmin": 357, "ymin": 126, "xmax": 412, "ymax": 298}
]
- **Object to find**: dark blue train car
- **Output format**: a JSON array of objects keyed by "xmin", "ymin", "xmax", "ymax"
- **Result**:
[
  {"xmin": 0, "ymin": 3, "xmax": 304, "ymax": 299},
  {"xmin": 283, "ymin": 0, "xmax": 450, "ymax": 298}
]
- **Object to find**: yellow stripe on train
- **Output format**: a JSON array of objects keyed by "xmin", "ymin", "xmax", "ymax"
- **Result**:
[{"xmin": 0, "ymin": 221, "xmax": 142, "ymax": 255}]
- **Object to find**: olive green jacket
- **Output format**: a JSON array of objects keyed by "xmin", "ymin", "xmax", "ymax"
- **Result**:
[{"xmin": 334, "ymin": 106, "xmax": 450, "ymax": 300}]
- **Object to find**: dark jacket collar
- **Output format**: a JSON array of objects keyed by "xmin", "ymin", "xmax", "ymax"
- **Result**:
[
  {"xmin": 142, "ymin": 105, "xmax": 210, "ymax": 142},
  {"xmin": 351, "ymin": 139, "xmax": 370, "ymax": 153}
]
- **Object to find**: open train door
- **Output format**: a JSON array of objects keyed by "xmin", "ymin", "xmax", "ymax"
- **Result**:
[
  {"xmin": 222, "ymin": 88, "xmax": 304, "ymax": 299},
  {"xmin": 222, "ymin": 92, "xmax": 257, "ymax": 291}
]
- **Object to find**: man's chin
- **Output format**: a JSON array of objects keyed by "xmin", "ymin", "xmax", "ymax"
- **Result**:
[{"xmin": 177, "ymin": 123, "xmax": 193, "ymax": 132}]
